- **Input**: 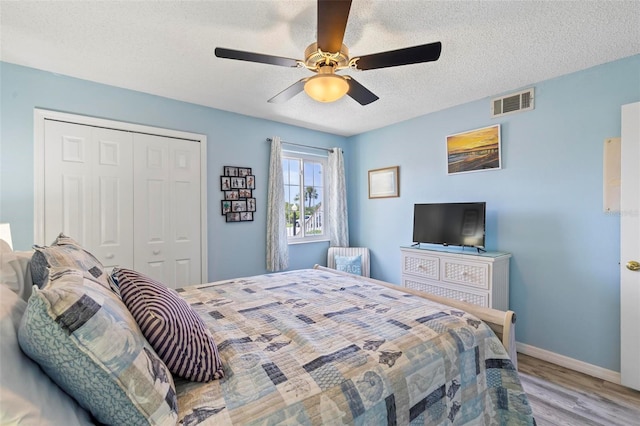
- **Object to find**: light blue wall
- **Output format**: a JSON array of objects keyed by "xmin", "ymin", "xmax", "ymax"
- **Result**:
[
  {"xmin": 0, "ymin": 62, "xmax": 346, "ymax": 280},
  {"xmin": 347, "ymin": 54, "xmax": 640, "ymax": 372},
  {"xmin": 2, "ymin": 56, "xmax": 639, "ymax": 372}
]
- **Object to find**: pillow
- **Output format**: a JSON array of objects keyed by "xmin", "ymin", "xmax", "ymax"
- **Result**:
[
  {"xmin": 113, "ymin": 267, "xmax": 224, "ymax": 382},
  {"xmin": 0, "ymin": 248, "xmax": 35, "ymax": 301},
  {"xmin": 0, "ymin": 284, "xmax": 93, "ymax": 426},
  {"xmin": 335, "ymin": 254, "xmax": 363, "ymax": 276},
  {"xmin": 18, "ymin": 268, "xmax": 178, "ymax": 426},
  {"xmin": 30, "ymin": 233, "xmax": 111, "ymax": 291}
]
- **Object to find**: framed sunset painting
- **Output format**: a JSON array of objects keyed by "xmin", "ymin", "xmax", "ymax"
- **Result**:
[{"xmin": 446, "ymin": 125, "xmax": 501, "ymax": 174}]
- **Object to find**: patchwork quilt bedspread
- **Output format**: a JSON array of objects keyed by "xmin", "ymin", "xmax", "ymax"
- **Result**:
[{"xmin": 175, "ymin": 269, "xmax": 534, "ymax": 425}]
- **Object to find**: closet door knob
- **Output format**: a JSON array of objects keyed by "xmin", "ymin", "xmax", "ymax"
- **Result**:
[
  {"xmin": 153, "ymin": 249, "xmax": 161, "ymax": 255},
  {"xmin": 105, "ymin": 253, "xmax": 114, "ymax": 259}
]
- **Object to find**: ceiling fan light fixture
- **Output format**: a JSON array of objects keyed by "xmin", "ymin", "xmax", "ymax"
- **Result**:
[{"xmin": 304, "ymin": 73, "xmax": 349, "ymax": 103}]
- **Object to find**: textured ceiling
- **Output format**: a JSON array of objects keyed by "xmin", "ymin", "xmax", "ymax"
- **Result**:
[{"xmin": 1, "ymin": 1, "xmax": 639, "ymax": 136}]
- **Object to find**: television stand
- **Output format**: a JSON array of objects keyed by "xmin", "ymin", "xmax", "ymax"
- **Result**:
[{"xmin": 400, "ymin": 246, "xmax": 511, "ymax": 310}]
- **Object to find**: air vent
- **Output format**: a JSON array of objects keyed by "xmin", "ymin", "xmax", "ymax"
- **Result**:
[{"xmin": 491, "ymin": 88, "xmax": 534, "ymax": 118}]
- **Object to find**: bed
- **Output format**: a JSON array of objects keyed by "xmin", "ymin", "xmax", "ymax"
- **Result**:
[{"xmin": 1, "ymin": 238, "xmax": 534, "ymax": 425}]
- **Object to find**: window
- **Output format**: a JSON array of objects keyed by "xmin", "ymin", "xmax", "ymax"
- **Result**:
[{"xmin": 283, "ymin": 152, "xmax": 327, "ymax": 242}]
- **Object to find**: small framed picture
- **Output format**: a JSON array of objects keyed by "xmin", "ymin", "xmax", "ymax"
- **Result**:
[
  {"xmin": 368, "ymin": 166, "xmax": 400, "ymax": 199},
  {"xmin": 226, "ymin": 212, "xmax": 240, "ymax": 222},
  {"xmin": 239, "ymin": 167, "xmax": 252, "ymax": 177},
  {"xmin": 247, "ymin": 198, "xmax": 256, "ymax": 212},
  {"xmin": 240, "ymin": 212, "xmax": 253, "ymax": 221},
  {"xmin": 232, "ymin": 200, "xmax": 247, "ymax": 212},
  {"xmin": 221, "ymin": 200, "xmax": 232, "ymax": 215},
  {"xmin": 221, "ymin": 176, "xmax": 231, "ymax": 191},
  {"xmin": 246, "ymin": 175, "xmax": 255, "ymax": 189},
  {"xmin": 239, "ymin": 188, "xmax": 252, "ymax": 198},
  {"xmin": 225, "ymin": 190, "xmax": 239, "ymax": 200},
  {"xmin": 230, "ymin": 177, "xmax": 246, "ymax": 189},
  {"xmin": 224, "ymin": 166, "xmax": 238, "ymax": 177}
]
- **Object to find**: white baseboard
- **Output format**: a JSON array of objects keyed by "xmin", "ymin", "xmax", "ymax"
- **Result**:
[{"xmin": 516, "ymin": 342, "xmax": 621, "ymax": 384}]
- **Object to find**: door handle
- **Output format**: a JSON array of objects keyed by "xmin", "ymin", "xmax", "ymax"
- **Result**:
[
  {"xmin": 153, "ymin": 249, "xmax": 161, "ymax": 255},
  {"xmin": 105, "ymin": 253, "xmax": 114, "ymax": 259},
  {"xmin": 626, "ymin": 261, "xmax": 640, "ymax": 271}
]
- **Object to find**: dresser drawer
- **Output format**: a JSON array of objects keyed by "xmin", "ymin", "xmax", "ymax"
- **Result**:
[
  {"xmin": 403, "ymin": 278, "xmax": 488, "ymax": 307},
  {"xmin": 402, "ymin": 252, "xmax": 439, "ymax": 280},
  {"xmin": 441, "ymin": 259, "xmax": 489, "ymax": 290}
]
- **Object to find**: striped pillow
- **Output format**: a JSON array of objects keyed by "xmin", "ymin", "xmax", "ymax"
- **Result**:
[{"xmin": 113, "ymin": 268, "xmax": 224, "ymax": 382}]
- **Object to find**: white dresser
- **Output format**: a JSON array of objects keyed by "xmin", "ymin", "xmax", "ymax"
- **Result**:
[{"xmin": 400, "ymin": 246, "xmax": 511, "ymax": 310}]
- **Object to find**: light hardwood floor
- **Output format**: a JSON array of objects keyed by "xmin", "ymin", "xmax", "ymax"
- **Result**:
[{"xmin": 517, "ymin": 353, "xmax": 640, "ymax": 426}]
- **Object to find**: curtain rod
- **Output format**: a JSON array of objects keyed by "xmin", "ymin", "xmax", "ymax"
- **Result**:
[{"xmin": 266, "ymin": 138, "xmax": 334, "ymax": 153}]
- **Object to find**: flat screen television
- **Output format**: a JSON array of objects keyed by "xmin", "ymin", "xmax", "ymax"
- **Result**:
[{"xmin": 412, "ymin": 202, "xmax": 486, "ymax": 249}]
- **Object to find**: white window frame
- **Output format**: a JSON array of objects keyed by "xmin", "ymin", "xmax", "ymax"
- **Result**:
[{"xmin": 283, "ymin": 150, "xmax": 329, "ymax": 244}]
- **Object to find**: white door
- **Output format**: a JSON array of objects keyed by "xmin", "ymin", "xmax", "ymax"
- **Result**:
[
  {"xmin": 169, "ymin": 138, "xmax": 202, "ymax": 287},
  {"xmin": 92, "ymin": 127, "xmax": 134, "ymax": 270},
  {"xmin": 37, "ymin": 109, "xmax": 208, "ymax": 285},
  {"xmin": 44, "ymin": 121, "xmax": 93, "ymax": 245},
  {"xmin": 133, "ymin": 133, "xmax": 201, "ymax": 288},
  {"xmin": 44, "ymin": 121, "xmax": 134, "ymax": 269},
  {"xmin": 621, "ymin": 101, "xmax": 640, "ymax": 390}
]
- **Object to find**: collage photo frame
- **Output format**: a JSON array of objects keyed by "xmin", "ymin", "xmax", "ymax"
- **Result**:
[{"xmin": 221, "ymin": 166, "xmax": 255, "ymax": 222}]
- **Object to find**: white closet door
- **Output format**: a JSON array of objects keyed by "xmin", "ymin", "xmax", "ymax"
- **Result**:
[
  {"xmin": 44, "ymin": 121, "xmax": 134, "ymax": 270},
  {"xmin": 133, "ymin": 134, "xmax": 201, "ymax": 288},
  {"xmin": 91, "ymin": 127, "xmax": 134, "ymax": 270},
  {"xmin": 170, "ymin": 138, "xmax": 202, "ymax": 287},
  {"xmin": 44, "ymin": 121, "xmax": 93, "ymax": 245}
]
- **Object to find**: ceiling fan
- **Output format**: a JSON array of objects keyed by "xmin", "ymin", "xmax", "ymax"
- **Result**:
[{"xmin": 214, "ymin": 0, "xmax": 441, "ymax": 105}]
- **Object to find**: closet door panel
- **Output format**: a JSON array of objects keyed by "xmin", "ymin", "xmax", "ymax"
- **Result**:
[
  {"xmin": 91, "ymin": 128, "xmax": 134, "ymax": 270},
  {"xmin": 171, "ymin": 140, "xmax": 201, "ymax": 287},
  {"xmin": 61, "ymin": 175, "xmax": 88, "ymax": 241},
  {"xmin": 133, "ymin": 134, "xmax": 201, "ymax": 288},
  {"xmin": 44, "ymin": 121, "xmax": 93, "ymax": 245},
  {"xmin": 133, "ymin": 134, "xmax": 173, "ymax": 285},
  {"xmin": 44, "ymin": 122, "xmax": 134, "ymax": 270}
]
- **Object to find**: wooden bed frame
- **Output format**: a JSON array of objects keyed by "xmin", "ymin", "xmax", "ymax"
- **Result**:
[{"xmin": 313, "ymin": 265, "xmax": 518, "ymax": 369}]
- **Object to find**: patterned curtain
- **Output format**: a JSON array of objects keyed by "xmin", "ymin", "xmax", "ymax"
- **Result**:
[
  {"xmin": 327, "ymin": 148, "xmax": 349, "ymax": 247},
  {"xmin": 266, "ymin": 136, "xmax": 289, "ymax": 271}
]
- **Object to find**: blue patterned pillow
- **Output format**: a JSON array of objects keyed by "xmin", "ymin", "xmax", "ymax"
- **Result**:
[
  {"xmin": 30, "ymin": 233, "xmax": 113, "ymax": 292},
  {"xmin": 18, "ymin": 268, "xmax": 178, "ymax": 425},
  {"xmin": 113, "ymin": 268, "xmax": 224, "ymax": 382},
  {"xmin": 335, "ymin": 255, "xmax": 363, "ymax": 276}
]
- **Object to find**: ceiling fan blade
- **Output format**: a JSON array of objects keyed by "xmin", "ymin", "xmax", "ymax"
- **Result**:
[
  {"xmin": 355, "ymin": 42, "xmax": 442, "ymax": 71},
  {"xmin": 317, "ymin": 0, "xmax": 352, "ymax": 53},
  {"xmin": 268, "ymin": 78, "xmax": 308, "ymax": 103},
  {"xmin": 346, "ymin": 77, "xmax": 379, "ymax": 105},
  {"xmin": 215, "ymin": 47, "xmax": 300, "ymax": 68}
]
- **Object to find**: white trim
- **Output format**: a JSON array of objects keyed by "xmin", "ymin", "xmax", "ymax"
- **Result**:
[
  {"xmin": 33, "ymin": 109, "xmax": 46, "ymax": 246},
  {"xmin": 200, "ymin": 134, "xmax": 208, "ymax": 283},
  {"xmin": 33, "ymin": 108, "xmax": 209, "ymax": 283},
  {"xmin": 516, "ymin": 342, "xmax": 621, "ymax": 384},
  {"xmin": 282, "ymin": 149, "xmax": 328, "ymax": 158},
  {"xmin": 288, "ymin": 238, "xmax": 330, "ymax": 246}
]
